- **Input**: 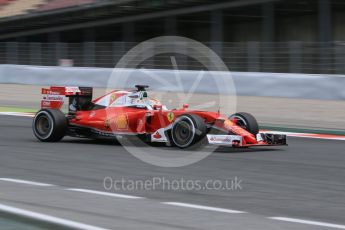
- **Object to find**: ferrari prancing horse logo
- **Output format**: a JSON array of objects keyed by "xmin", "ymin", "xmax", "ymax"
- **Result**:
[{"xmin": 167, "ymin": 112, "xmax": 175, "ymax": 122}]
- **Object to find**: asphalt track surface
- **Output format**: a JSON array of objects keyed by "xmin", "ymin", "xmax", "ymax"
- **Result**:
[{"xmin": 0, "ymin": 115, "xmax": 345, "ymax": 229}]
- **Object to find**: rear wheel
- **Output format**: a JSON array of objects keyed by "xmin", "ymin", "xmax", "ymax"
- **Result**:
[
  {"xmin": 171, "ymin": 114, "xmax": 206, "ymax": 148},
  {"xmin": 229, "ymin": 112, "xmax": 259, "ymax": 135},
  {"xmin": 33, "ymin": 109, "xmax": 67, "ymax": 142}
]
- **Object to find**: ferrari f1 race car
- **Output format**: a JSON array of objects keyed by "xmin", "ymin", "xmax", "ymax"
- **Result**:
[{"xmin": 32, "ymin": 85, "xmax": 287, "ymax": 148}]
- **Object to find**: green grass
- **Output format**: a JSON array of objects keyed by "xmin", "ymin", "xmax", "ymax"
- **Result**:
[
  {"xmin": 0, "ymin": 212, "xmax": 71, "ymax": 230},
  {"xmin": 0, "ymin": 107, "xmax": 36, "ymax": 113},
  {"xmin": 0, "ymin": 106, "xmax": 69, "ymax": 114}
]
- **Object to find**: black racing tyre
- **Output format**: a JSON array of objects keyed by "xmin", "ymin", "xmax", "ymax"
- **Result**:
[
  {"xmin": 32, "ymin": 109, "xmax": 67, "ymax": 142},
  {"xmin": 229, "ymin": 112, "xmax": 259, "ymax": 135},
  {"xmin": 171, "ymin": 114, "xmax": 207, "ymax": 148}
]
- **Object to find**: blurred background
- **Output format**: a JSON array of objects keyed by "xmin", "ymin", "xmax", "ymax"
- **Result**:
[
  {"xmin": 1, "ymin": 2, "xmax": 345, "ymax": 229},
  {"xmin": 1, "ymin": 0, "xmax": 345, "ymax": 133},
  {"xmin": 0, "ymin": 0, "xmax": 344, "ymax": 73}
]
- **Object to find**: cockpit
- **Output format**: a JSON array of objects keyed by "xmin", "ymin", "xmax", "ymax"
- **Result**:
[{"xmin": 94, "ymin": 86, "xmax": 168, "ymax": 110}]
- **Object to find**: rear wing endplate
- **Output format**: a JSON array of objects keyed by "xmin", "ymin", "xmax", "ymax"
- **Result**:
[{"xmin": 41, "ymin": 86, "xmax": 92, "ymax": 110}]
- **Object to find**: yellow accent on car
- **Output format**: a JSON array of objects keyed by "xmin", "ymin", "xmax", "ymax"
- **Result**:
[{"xmin": 167, "ymin": 112, "xmax": 175, "ymax": 122}]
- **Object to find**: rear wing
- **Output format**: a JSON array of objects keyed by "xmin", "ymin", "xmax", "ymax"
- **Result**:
[{"xmin": 41, "ymin": 86, "xmax": 92, "ymax": 112}]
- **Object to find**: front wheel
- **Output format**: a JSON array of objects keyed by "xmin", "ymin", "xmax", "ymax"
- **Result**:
[
  {"xmin": 32, "ymin": 109, "xmax": 67, "ymax": 142},
  {"xmin": 229, "ymin": 112, "xmax": 259, "ymax": 135},
  {"xmin": 170, "ymin": 114, "xmax": 206, "ymax": 148}
]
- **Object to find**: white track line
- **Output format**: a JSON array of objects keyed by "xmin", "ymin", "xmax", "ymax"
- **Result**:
[
  {"xmin": 269, "ymin": 217, "xmax": 345, "ymax": 229},
  {"xmin": 162, "ymin": 202, "xmax": 246, "ymax": 214},
  {"xmin": 0, "ymin": 178, "xmax": 55, "ymax": 187},
  {"xmin": 65, "ymin": 188, "xmax": 143, "ymax": 199},
  {"xmin": 0, "ymin": 203, "xmax": 108, "ymax": 230}
]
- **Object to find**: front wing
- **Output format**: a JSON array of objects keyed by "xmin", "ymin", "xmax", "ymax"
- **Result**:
[{"xmin": 207, "ymin": 133, "xmax": 287, "ymax": 147}]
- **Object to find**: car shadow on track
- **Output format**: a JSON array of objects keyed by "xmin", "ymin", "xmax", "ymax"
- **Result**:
[{"xmin": 214, "ymin": 146, "xmax": 283, "ymax": 154}]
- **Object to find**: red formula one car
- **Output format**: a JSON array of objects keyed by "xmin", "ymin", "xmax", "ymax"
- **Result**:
[{"xmin": 32, "ymin": 85, "xmax": 286, "ymax": 148}]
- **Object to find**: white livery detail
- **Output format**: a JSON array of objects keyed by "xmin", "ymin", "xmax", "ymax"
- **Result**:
[
  {"xmin": 151, "ymin": 128, "xmax": 168, "ymax": 142},
  {"xmin": 256, "ymin": 133, "xmax": 264, "ymax": 142},
  {"xmin": 207, "ymin": 135, "xmax": 242, "ymax": 146},
  {"xmin": 43, "ymin": 95, "xmax": 64, "ymax": 101},
  {"xmin": 65, "ymin": 87, "xmax": 81, "ymax": 94}
]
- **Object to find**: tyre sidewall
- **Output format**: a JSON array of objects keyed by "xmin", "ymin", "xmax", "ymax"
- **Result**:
[
  {"xmin": 229, "ymin": 112, "xmax": 259, "ymax": 135},
  {"xmin": 33, "ymin": 109, "xmax": 67, "ymax": 142},
  {"xmin": 171, "ymin": 114, "xmax": 206, "ymax": 148}
]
